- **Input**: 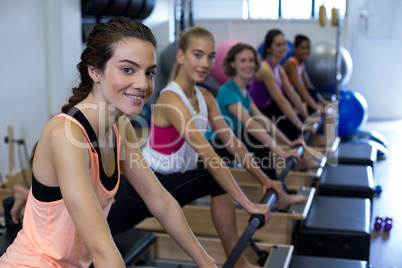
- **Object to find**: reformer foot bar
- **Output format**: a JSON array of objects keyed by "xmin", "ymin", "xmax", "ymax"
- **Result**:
[{"xmin": 223, "ymin": 122, "xmax": 319, "ymax": 268}]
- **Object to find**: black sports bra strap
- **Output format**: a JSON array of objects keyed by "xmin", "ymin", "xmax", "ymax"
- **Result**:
[
  {"xmin": 66, "ymin": 107, "xmax": 100, "ymax": 153},
  {"xmin": 65, "ymin": 107, "xmax": 118, "ymax": 191}
]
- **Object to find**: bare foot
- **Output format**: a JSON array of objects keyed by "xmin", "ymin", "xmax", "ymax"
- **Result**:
[
  {"xmin": 233, "ymin": 254, "xmax": 262, "ymax": 268},
  {"xmin": 295, "ymin": 157, "xmax": 321, "ymax": 171},
  {"xmin": 312, "ymin": 134, "xmax": 327, "ymax": 147},
  {"xmin": 275, "ymin": 192, "xmax": 308, "ymax": 211},
  {"xmin": 10, "ymin": 184, "xmax": 29, "ymax": 224}
]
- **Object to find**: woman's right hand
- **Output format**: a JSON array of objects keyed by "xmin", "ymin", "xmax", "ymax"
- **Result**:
[
  {"xmin": 289, "ymin": 137, "xmax": 303, "ymax": 148},
  {"xmin": 245, "ymin": 203, "xmax": 271, "ymax": 226},
  {"xmin": 283, "ymin": 148, "xmax": 301, "ymax": 162},
  {"xmin": 302, "ymin": 124, "xmax": 317, "ymax": 136}
]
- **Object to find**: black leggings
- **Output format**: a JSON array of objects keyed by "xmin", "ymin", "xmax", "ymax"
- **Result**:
[
  {"xmin": 260, "ymin": 101, "xmax": 301, "ymax": 141},
  {"xmin": 107, "ymin": 169, "xmax": 226, "ymax": 235},
  {"xmin": 305, "ymin": 88, "xmax": 321, "ymax": 115},
  {"xmin": 209, "ymin": 128, "xmax": 294, "ymax": 193},
  {"xmin": 209, "ymin": 129, "xmax": 277, "ymax": 181}
]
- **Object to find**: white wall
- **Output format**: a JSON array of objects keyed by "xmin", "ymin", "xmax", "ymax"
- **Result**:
[
  {"xmin": 0, "ymin": 0, "xmax": 81, "ymax": 177},
  {"xmin": 195, "ymin": 19, "xmax": 345, "ymax": 56},
  {"xmin": 347, "ymin": 0, "xmax": 402, "ymax": 120}
]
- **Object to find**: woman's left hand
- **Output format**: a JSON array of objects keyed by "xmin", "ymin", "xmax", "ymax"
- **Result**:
[
  {"xmin": 290, "ymin": 137, "xmax": 303, "ymax": 148},
  {"xmin": 246, "ymin": 203, "xmax": 272, "ymax": 226},
  {"xmin": 262, "ymin": 180, "xmax": 283, "ymax": 199}
]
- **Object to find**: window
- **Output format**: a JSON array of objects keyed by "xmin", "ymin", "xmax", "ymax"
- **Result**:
[
  {"xmin": 282, "ymin": 0, "xmax": 313, "ymax": 19},
  {"xmin": 243, "ymin": 0, "xmax": 279, "ymax": 19},
  {"xmin": 244, "ymin": 0, "xmax": 347, "ymax": 20}
]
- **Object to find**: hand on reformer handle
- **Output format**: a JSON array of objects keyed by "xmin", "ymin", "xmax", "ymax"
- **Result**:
[{"xmin": 3, "ymin": 196, "xmax": 22, "ymax": 229}]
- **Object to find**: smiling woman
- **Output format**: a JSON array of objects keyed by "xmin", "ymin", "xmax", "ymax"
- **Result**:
[
  {"xmin": 88, "ymin": 38, "xmax": 157, "ymax": 116},
  {"xmin": 0, "ymin": 17, "xmax": 217, "ymax": 268}
]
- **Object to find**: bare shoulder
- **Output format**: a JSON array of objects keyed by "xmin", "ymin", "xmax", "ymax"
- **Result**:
[
  {"xmin": 154, "ymin": 90, "xmax": 189, "ymax": 127},
  {"xmin": 42, "ymin": 116, "xmax": 87, "ymax": 149},
  {"xmin": 278, "ymin": 65, "xmax": 288, "ymax": 76},
  {"xmin": 197, "ymin": 85, "xmax": 215, "ymax": 102},
  {"xmin": 33, "ymin": 116, "xmax": 89, "ymax": 185},
  {"xmin": 156, "ymin": 89, "xmax": 191, "ymax": 114},
  {"xmin": 255, "ymin": 61, "xmax": 271, "ymax": 79},
  {"xmin": 157, "ymin": 89, "xmax": 182, "ymax": 104},
  {"xmin": 256, "ymin": 62, "xmax": 273, "ymax": 83},
  {"xmin": 283, "ymin": 60, "xmax": 296, "ymax": 71},
  {"xmin": 37, "ymin": 117, "xmax": 89, "ymax": 169}
]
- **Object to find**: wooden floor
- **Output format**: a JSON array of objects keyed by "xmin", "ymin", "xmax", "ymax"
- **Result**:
[{"xmin": 362, "ymin": 119, "xmax": 402, "ymax": 267}]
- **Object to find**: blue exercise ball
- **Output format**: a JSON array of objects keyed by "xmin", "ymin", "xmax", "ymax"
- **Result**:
[
  {"xmin": 160, "ymin": 42, "xmax": 178, "ymax": 77},
  {"xmin": 338, "ymin": 89, "xmax": 368, "ymax": 138},
  {"xmin": 281, "ymin": 40, "xmax": 294, "ymax": 65}
]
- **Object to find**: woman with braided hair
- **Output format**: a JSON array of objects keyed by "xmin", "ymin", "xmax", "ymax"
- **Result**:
[{"xmin": 0, "ymin": 17, "xmax": 216, "ymax": 268}]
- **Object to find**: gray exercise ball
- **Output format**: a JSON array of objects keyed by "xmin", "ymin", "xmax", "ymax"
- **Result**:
[
  {"xmin": 305, "ymin": 42, "xmax": 353, "ymax": 95},
  {"xmin": 160, "ymin": 42, "xmax": 179, "ymax": 77}
]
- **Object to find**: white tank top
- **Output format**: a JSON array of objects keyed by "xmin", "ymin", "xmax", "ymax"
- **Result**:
[{"xmin": 142, "ymin": 81, "xmax": 208, "ymax": 174}]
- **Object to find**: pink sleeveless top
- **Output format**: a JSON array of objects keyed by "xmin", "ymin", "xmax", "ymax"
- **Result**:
[
  {"xmin": 149, "ymin": 122, "xmax": 185, "ymax": 154},
  {"xmin": 0, "ymin": 113, "xmax": 120, "ymax": 268}
]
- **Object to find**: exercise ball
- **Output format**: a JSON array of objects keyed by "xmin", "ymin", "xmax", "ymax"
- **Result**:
[
  {"xmin": 305, "ymin": 42, "xmax": 353, "ymax": 95},
  {"xmin": 338, "ymin": 89, "xmax": 368, "ymax": 138},
  {"xmin": 344, "ymin": 138, "xmax": 388, "ymax": 161},
  {"xmin": 281, "ymin": 40, "xmax": 294, "ymax": 65},
  {"xmin": 160, "ymin": 42, "xmax": 179, "ymax": 77},
  {"xmin": 342, "ymin": 130, "xmax": 389, "ymax": 148},
  {"xmin": 211, "ymin": 39, "xmax": 239, "ymax": 84},
  {"xmin": 257, "ymin": 40, "xmax": 294, "ymax": 65}
]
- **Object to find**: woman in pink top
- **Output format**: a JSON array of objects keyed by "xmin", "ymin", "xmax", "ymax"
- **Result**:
[
  {"xmin": 283, "ymin": 34, "xmax": 328, "ymax": 115},
  {"xmin": 0, "ymin": 17, "xmax": 217, "ymax": 268}
]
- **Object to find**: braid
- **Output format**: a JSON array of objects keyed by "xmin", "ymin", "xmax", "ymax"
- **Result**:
[
  {"xmin": 61, "ymin": 59, "xmax": 94, "ymax": 113},
  {"xmin": 61, "ymin": 86, "xmax": 91, "ymax": 113}
]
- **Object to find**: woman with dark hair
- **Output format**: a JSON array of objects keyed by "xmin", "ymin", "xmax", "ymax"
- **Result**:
[
  {"xmin": 249, "ymin": 29, "xmax": 318, "ymax": 141},
  {"xmin": 0, "ymin": 17, "xmax": 216, "ymax": 268},
  {"xmin": 283, "ymin": 34, "xmax": 328, "ymax": 115}
]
